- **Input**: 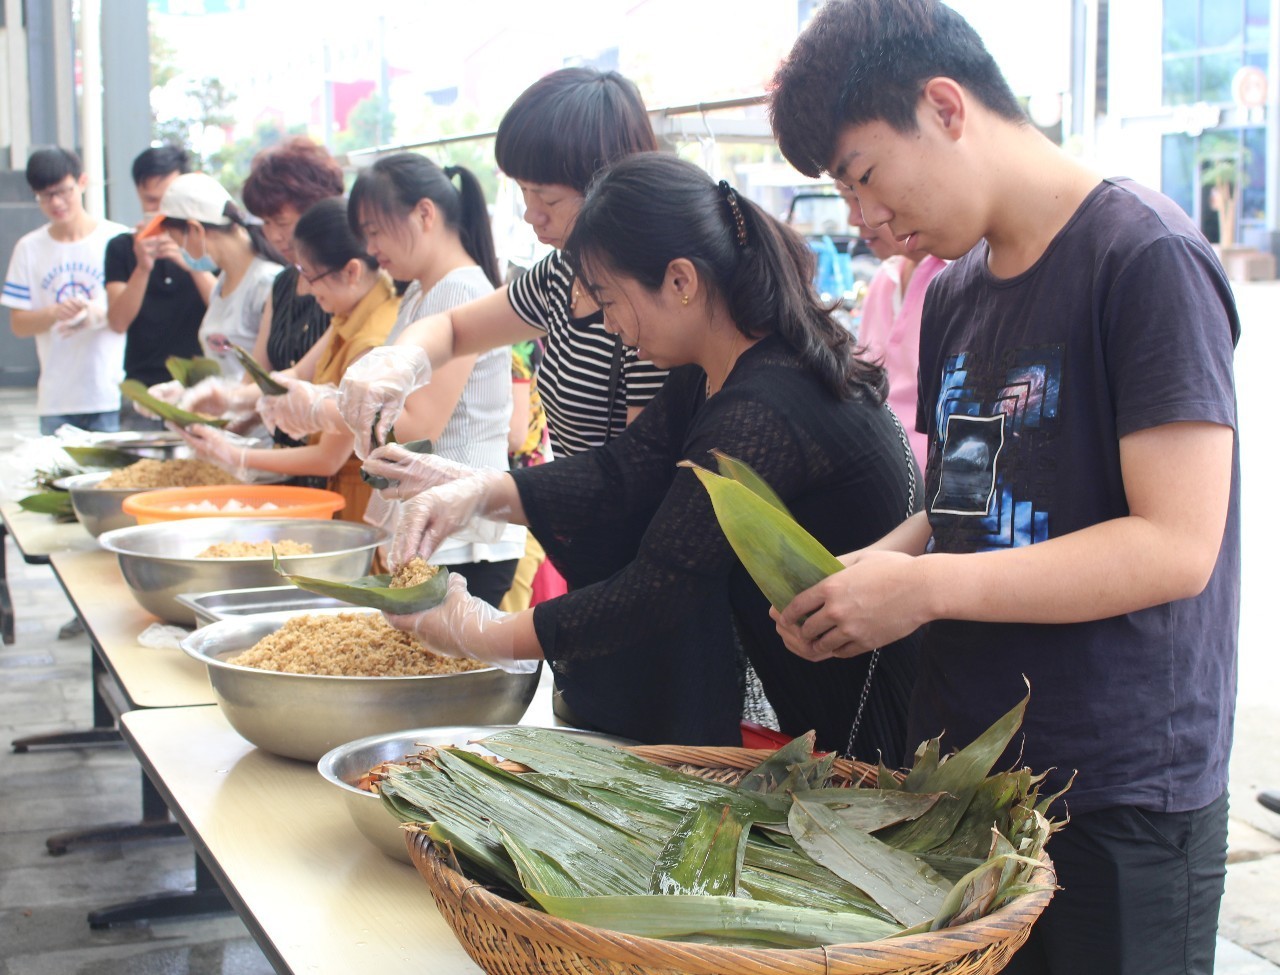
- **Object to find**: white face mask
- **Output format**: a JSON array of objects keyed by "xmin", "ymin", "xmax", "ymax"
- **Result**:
[{"xmin": 181, "ymin": 229, "xmax": 219, "ymax": 273}]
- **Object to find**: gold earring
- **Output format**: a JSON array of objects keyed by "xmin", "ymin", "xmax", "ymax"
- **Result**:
[{"xmin": 680, "ymin": 293, "xmax": 689, "ymax": 306}]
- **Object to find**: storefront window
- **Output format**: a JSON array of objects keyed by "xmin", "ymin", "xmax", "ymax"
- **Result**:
[{"xmin": 1161, "ymin": 0, "xmax": 1268, "ymax": 105}]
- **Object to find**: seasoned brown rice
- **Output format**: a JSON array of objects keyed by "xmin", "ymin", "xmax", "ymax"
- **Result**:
[
  {"xmin": 390, "ymin": 556, "xmax": 440, "ymax": 588},
  {"xmin": 98, "ymin": 458, "xmax": 238, "ymax": 490},
  {"xmin": 230, "ymin": 612, "xmax": 485, "ymax": 677},
  {"xmin": 196, "ymin": 539, "xmax": 313, "ymax": 559}
]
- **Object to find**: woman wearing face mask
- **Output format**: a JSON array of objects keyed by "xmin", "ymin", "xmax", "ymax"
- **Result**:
[
  {"xmin": 179, "ymin": 197, "xmax": 398, "ymax": 520},
  {"xmin": 155, "ymin": 173, "xmax": 285, "ymax": 380},
  {"xmin": 151, "ymin": 142, "xmax": 348, "ymax": 451},
  {"xmin": 367, "ymin": 154, "xmax": 922, "ymax": 752},
  {"xmin": 281, "ymin": 68, "xmax": 667, "ymax": 461},
  {"xmin": 260, "ymin": 155, "xmax": 526, "ymax": 608}
]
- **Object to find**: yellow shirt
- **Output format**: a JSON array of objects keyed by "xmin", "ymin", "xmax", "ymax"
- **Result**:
[{"xmin": 313, "ymin": 271, "xmax": 399, "ymax": 387}]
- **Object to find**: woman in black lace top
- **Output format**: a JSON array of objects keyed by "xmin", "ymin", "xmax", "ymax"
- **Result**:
[{"xmin": 375, "ymin": 154, "xmax": 920, "ymax": 755}]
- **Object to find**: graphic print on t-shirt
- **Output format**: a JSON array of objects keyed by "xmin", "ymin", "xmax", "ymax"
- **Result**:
[{"xmin": 931, "ymin": 345, "xmax": 1064, "ymax": 550}]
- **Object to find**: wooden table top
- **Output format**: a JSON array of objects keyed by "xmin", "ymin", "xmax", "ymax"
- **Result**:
[
  {"xmin": 121, "ymin": 704, "xmax": 485, "ymax": 975},
  {"xmin": 1, "ymin": 503, "xmax": 95, "ymax": 563},
  {"xmin": 49, "ymin": 548, "xmax": 215, "ymax": 709}
]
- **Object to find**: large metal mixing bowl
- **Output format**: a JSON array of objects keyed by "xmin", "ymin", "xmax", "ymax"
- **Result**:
[
  {"xmin": 181, "ymin": 613, "xmax": 543, "ymax": 764},
  {"xmin": 317, "ymin": 725, "xmax": 632, "ymax": 862},
  {"xmin": 59, "ymin": 470, "xmax": 155, "ymax": 537},
  {"xmin": 98, "ymin": 518, "xmax": 385, "ymax": 626}
]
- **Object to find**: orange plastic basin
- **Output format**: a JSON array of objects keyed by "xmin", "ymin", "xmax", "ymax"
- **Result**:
[{"xmin": 122, "ymin": 485, "xmax": 346, "ymax": 524}]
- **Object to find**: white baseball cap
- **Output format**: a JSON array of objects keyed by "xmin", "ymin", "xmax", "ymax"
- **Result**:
[{"xmin": 159, "ymin": 172, "xmax": 234, "ymax": 225}]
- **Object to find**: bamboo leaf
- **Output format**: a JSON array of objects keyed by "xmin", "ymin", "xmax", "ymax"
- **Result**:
[
  {"xmin": 271, "ymin": 548, "xmax": 450, "ymax": 613},
  {"xmin": 165, "ymin": 355, "xmax": 222, "ymax": 387},
  {"xmin": 61, "ymin": 445, "xmax": 138, "ymax": 469},
  {"xmin": 790, "ymin": 796, "xmax": 951, "ymax": 927},
  {"xmin": 119, "ymin": 379, "xmax": 228, "ymax": 428},
  {"xmin": 477, "ymin": 728, "xmax": 791, "ymax": 823},
  {"xmin": 18, "ymin": 491, "xmax": 74, "ymax": 519},
  {"xmin": 231, "ymin": 343, "xmax": 287, "ymax": 395},
  {"xmin": 649, "ymin": 802, "xmax": 752, "ymax": 896},
  {"xmin": 737, "ymin": 731, "xmax": 816, "ymax": 793},
  {"xmin": 679, "ymin": 458, "xmax": 842, "ymax": 611},
  {"xmin": 788, "ymin": 788, "xmax": 943, "ymax": 833},
  {"xmin": 527, "ymin": 891, "xmax": 901, "ymax": 949},
  {"xmin": 710, "ymin": 449, "xmax": 790, "ymax": 515}
]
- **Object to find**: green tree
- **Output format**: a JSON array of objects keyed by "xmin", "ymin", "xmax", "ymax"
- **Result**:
[
  {"xmin": 336, "ymin": 95, "xmax": 395, "ymax": 154},
  {"xmin": 206, "ymin": 118, "xmax": 307, "ymax": 195}
]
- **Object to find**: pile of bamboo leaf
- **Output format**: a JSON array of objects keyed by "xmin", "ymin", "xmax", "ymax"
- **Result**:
[{"xmin": 378, "ymin": 691, "xmax": 1061, "ymax": 948}]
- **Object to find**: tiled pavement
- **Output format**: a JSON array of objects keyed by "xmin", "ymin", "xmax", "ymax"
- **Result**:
[{"xmin": 1, "ymin": 280, "xmax": 1279, "ymax": 972}]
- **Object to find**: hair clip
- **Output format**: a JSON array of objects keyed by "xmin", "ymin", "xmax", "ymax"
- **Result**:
[{"xmin": 718, "ymin": 179, "xmax": 749, "ymax": 248}]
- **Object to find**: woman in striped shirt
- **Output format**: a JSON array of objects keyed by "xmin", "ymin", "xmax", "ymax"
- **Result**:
[{"xmin": 337, "ymin": 68, "xmax": 669, "ymax": 459}]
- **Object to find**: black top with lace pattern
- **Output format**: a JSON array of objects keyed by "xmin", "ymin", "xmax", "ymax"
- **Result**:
[{"xmin": 515, "ymin": 335, "xmax": 921, "ymax": 753}]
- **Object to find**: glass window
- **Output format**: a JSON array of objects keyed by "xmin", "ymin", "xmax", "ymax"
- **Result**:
[
  {"xmin": 1245, "ymin": 0, "xmax": 1269, "ymax": 47},
  {"xmin": 1162, "ymin": 133, "xmax": 1197, "ymax": 216},
  {"xmin": 1163, "ymin": 0, "xmax": 1197, "ymax": 53},
  {"xmin": 1164, "ymin": 56, "xmax": 1198, "ymax": 105},
  {"xmin": 1200, "ymin": 52, "xmax": 1243, "ymax": 102},
  {"xmin": 1202, "ymin": 0, "xmax": 1244, "ymax": 47},
  {"xmin": 1242, "ymin": 127, "xmax": 1266, "ymax": 222}
]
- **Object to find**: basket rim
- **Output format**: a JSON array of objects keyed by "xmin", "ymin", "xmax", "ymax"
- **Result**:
[{"xmin": 403, "ymin": 743, "xmax": 1057, "ymax": 975}]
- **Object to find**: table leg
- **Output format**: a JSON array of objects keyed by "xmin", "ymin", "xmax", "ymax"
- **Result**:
[
  {"xmin": 1, "ymin": 524, "xmax": 14, "ymax": 645},
  {"xmin": 45, "ymin": 765, "xmax": 184, "ymax": 855},
  {"xmin": 12, "ymin": 638, "xmax": 122, "ymax": 752},
  {"xmin": 87, "ymin": 853, "xmax": 232, "ymax": 928}
]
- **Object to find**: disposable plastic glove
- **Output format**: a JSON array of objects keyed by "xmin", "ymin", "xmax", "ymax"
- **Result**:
[
  {"xmin": 361, "ymin": 444, "xmax": 475, "ymax": 500},
  {"xmin": 51, "ymin": 298, "xmax": 108, "ymax": 337},
  {"xmin": 385, "ymin": 573, "xmax": 538, "ymax": 674},
  {"xmin": 257, "ymin": 377, "xmax": 343, "ymax": 439},
  {"xmin": 178, "ymin": 376, "xmax": 259, "ymax": 418},
  {"xmin": 176, "ymin": 423, "xmax": 250, "ymax": 481},
  {"xmin": 133, "ymin": 379, "xmax": 186, "ymax": 420},
  {"xmin": 336, "ymin": 346, "xmax": 431, "ymax": 459},
  {"xmin": 389, "ymin": 470, "xmax": 510, "ymax": 568}
]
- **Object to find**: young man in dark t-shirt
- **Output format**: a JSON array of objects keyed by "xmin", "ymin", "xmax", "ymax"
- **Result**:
[
  {"xmin": 769, "ymin": 3, "xmax": 1239, "ymax": 973},
  {"xmin": 105, "ymin": 145, "xmax": 214, "ymax": 429}
]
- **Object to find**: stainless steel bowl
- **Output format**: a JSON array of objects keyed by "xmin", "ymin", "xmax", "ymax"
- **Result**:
[
  {"xmin": 317, "ymin": 725, "xmax": 633, "ymax": 862},
  {"xmin": 59, "ymin": 470, "xmax": 158, "ymax": 537},
  {"xmin": 180, "ymin": 612, "xmax": 543, "ymax": 764},
  {"xmin": 98, "ymin": 518, "xmax": 386, "ymax": 626}
]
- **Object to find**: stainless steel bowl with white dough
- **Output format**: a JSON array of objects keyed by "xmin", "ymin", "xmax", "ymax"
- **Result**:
[
  {"xmin": 180, "ymin": 612, "xmax": 542, "ymax": 764},
  {"xmin": 98, "ymin": 518, "xmax": 386, "ymax": 625}
]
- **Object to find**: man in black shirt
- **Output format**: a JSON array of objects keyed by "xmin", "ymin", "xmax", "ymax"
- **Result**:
[{"xmin": 105, "ymin": 145, "xmax": 215, "ymax": 429}]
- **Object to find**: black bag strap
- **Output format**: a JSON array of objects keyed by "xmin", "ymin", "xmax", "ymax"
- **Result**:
[{"xmin": 603, "ymin": 334, "xmax": 624, "ymax": 443}]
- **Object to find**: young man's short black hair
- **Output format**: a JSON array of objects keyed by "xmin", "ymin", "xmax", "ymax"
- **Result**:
[
  {"xmin": 25, "ymin": 147, "xmax": 83, "ymax": 192},
  {"xmin": 131, "ymin": 144, "xmax": 192, "ymax": 185},
  {"xmin": 770, "ymin": 0, "xmax": 1025, "ymax": 178}
]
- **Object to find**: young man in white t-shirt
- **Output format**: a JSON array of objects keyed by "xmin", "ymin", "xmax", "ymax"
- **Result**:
[{"xmin": 2, "ymin": 147, "xmax": 130, "ymax": 434}]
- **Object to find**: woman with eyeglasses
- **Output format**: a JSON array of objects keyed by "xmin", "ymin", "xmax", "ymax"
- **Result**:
[
  {"xmin": 179, "ymin": 197, "xmax": 398, "ymax": 522},
  {"xmin": 254, "ymin": 154, "xmax": 525, "ymax": 608}
]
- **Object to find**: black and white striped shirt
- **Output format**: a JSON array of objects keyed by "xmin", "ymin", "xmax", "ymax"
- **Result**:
[{"xmin": 507, "ymin": 250, "xmax": 668, "ymax": 457}]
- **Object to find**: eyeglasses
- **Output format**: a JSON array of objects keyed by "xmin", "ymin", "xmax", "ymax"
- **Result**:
[
  {"xmin": 35, "ymin": 182, "xmax": 78, "ymax": 205},
  {"xmin": 294, "ymin": 263, "xmax": 340, "ymax": 286}
]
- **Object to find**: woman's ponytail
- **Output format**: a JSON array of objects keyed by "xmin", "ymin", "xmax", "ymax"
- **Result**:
[{"xmin": 444, "ymin": 164, "xmax": 501, "ymax": 289}]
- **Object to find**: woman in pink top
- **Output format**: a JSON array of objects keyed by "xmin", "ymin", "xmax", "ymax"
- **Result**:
[{"xmin": 842, "ymin": 185, "xmax": 945, "ymax": 472}]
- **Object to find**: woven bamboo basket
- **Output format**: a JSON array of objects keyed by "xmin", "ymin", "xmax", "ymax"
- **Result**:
[{"xmin": 405, "ymin": 744, "xmax": 1056, "ymax": 975}]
